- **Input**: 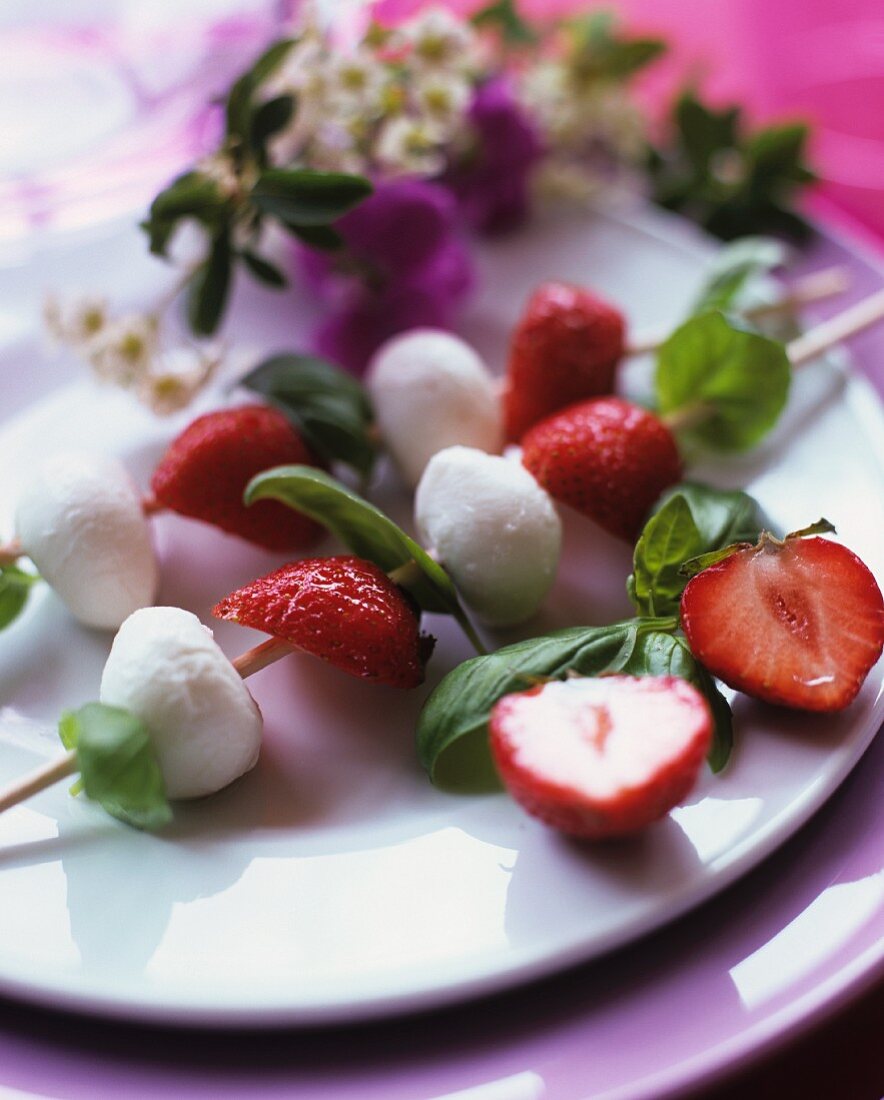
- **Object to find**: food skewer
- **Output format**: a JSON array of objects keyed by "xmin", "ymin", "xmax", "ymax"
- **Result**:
[
  {"xmin": 521, "ymin": 285, "xmax": 884, "ymax": 542},
  {"xmin": 623, "ymin": 265, "xmax": 849, "ymax": 356}
]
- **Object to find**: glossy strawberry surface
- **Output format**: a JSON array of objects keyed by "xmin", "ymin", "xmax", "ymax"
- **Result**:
[
  {"xmin": 521, "ymin": 396, "xmax": 683, "ymax": 541},
  {"xmin": 681, "ymin": 536, "xmax": 884, "ymax": 712},
  {"xmin": 213, "ymin": 555, "xmax": 432, "ymax": 689},
  {"xmin": 502, "ymin": 282, "xmax": 625, "ymax": 443},
  {"xmin": 151, "ymin": 404, "xmax": 322, "ymax": 550}
]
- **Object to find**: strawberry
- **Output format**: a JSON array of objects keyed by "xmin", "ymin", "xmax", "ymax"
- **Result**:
[
  {"xmin": 681, "ymin": 534, "xmax": 884, "ymax": 712},
  {"xmin": 521, "ymin": 396, "xmax": 682, "ymax": 542},
  {"xmin": 502, "ymin": 282, "xmax": 626, "ymax": 443},
  {"xmin": 213, "ymin": 555, "xmax": 433, "ymax": 688},
  {"xmin": 489, "ymin": 675, "xmax": 712, "ymax": 839},
  {"xmin": 151, "ymin": 405, "xmax": 323, "ymax": 551}
]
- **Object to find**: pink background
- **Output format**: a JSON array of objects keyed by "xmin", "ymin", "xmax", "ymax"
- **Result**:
[{"xmin": 374, "ymin": 0, "xmax": 884, "ymax": 246}]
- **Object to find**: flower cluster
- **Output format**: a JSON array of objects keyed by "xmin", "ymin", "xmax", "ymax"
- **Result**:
[
  {"xmin": 267, "ymin": 8, "xmax": 482, "ymax": 179},
  {"xmin": 45, "ymin": 297, "xmax": 221, "ymax": 415}
]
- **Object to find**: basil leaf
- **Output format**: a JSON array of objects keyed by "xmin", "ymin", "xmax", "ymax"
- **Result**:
[
  {"xmin": 656, "ymin": 310, "xmax": 791, "ymax": 451},
  {"xmin": 0, "ymin": 564, "xmax": 39, "ymax": 630},
  {"xmin": 652, "ymin": 481, "xmax": 769, "ymax": 548},
  {"xmin": 188, "ymin": 231, "xmax": 232, "ymax": 336},
  {"xmin": 59, "ymin": 703, "xmax": 172, "ymax": 830},
  {"xmin": 622, "ymin": 631, "xmax": 733, "ymax": 772},
  {"xmin": 692, "ymin": 237, "xmax": 786, "ymax": 315},
  {"xmin": 240, "ymin": 353, "xmax": 377, "ymax": 477},
  {"xmin": 241, "ymin": 250, "xmax": 287, "ymax": 288},
  {"xmin": 245, "ymin": 466, "xmax": 484, "ymax": 652},
  {"xmin": 629, "ymin": 481, "xmax": 768, "ymax": 614},
  {"xmin": 250, "ymin": 169, "xmax": 372, "ymax": 227},
  {"xmin": 417, "ymin": 617, "xmax": 678, "ymax": 790},
  {"xmin": 631, "ymin": 495, "xmax": 700, "ymax": 617}
]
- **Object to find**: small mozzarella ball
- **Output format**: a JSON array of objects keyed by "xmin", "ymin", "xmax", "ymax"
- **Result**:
[
  {"xmin": 415, "ymin": 446, "xmax": 561, "ymax": 627},
  {"xmin": 367, "ymin": 329, "xmax": 503, "ymax": 486},
  {"xmin": 15, "ymin": 452, "xmax": 158, "ymax": 630},
  {"xmin": 100, "ymin": 607, "xmax": 262, "ymax": 800}
]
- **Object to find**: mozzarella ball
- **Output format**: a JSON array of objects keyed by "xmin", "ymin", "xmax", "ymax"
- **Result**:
[
  {"xmin": 100, "ymin": 607, "xmax": 262, "ymax": 800},
  {"xmin": 15, "ymin": 452, "xmax": 158, "ymax": 630},
  {"xmin": 415, "ymin": 446, "xmax": 562, "ymax": 627},
  {"xmin": 367, "ymin": 329, "xmax": 503, "ymax": 486}
]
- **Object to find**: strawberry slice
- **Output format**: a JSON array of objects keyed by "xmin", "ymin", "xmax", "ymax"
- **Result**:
[
  {"xmin": 490, "ymin": 675, "xmax": 712, "ymax": 839},
  {"xmin": 213, "ymin": 555, "xmax": 433, "ymax": 688},
  {"xmin": 521, "ymin": 396, "xmax": 683, "ymax": 541},
  {"xmin": 503, "ymin": 282, "xmax": 625, "ymax": 443},
  {"xmin": 151, "ymin": 405, "xmax": 323, "ymax": 551},
  {"xmin": 681, "ymin": 534, "xmax": 884, "ymax": 711}
]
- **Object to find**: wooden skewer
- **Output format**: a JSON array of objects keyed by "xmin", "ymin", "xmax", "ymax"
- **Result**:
[
  {"xmin": 625, "ymin": 265, "xmax": 850, "ymax": 357},
  {"xmin": 0, "ymin": 635, "xmax": 297, "ymax": 816},
  {"xmin": 662, "ymin": 286, "xmax": 884, "ymax": 433}
]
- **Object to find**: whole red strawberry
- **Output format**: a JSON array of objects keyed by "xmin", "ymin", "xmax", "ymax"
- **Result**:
[
  {"xmin": 681, "ymin": 533, "xmax": 884, "ymax": 712},
  {"xmin": 521, "ymin": 396, "xmax": 682, "ymax": 542},
  {"xmin": 213, "ymin": 555, "xmax": 433, "ymax": 688},
  {"xmin": 489, "ymin": 675, "xmax": 712, "ymax": 839},
  {"xmin": 151, "ymin": 405, "xmax": 322, "ymax": 551},
  {"xmin": 503, "ymin": 282, "xmax": 626, "ymax": 443}
]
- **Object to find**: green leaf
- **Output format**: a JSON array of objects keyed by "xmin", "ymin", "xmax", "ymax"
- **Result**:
[
  {"xmin": 417, "ymin": 617, "xmax": 679, "ymax": 790},
  {"xmin": 241, "ymin": 249, "xmax": 287, "ymax": 288},
  {"xmin": 250, "ymin": 169, "xmax": 372, "ymax": 227},
  {"xmin": 471, "ymin": 0, "xmax": 538, "ymax": 44},
  {"xmin": 692, "ymin": 236, "xmax": 787, "ymax": 315},
  {"xmin": 284, "ymin": 222, "xmax": 344, "ymax": 251},
  {"xmin": 656, "ymin": 310, "xmax": 791, "ymax": 451},
  {"xmin": 744, "ymin": 122, "xmax": 815, "ymax": 185},
  {"xmin": 226, "ymin": 38, "xmax": 296, "ymax": 146},
  {"xmin": 675, "ymin": 91, "xmax": 741, "ymax": 175},
  {"xmin": 679, "ymin": 543, "xmax": 747, "ymax": 578},
  {"xmin": 59, "ymin": 703, "xmax": 172, "ymax": 830},
  {"xmin": 631, "ymin": 495, "xmax": 701, "ymax": 617},
  {"xmin": 630, "ymin": 480, "xmax": 769, "ymax": 605},
  {"xmin": 142, "ymin": 171, "xmax": 226, "ymax": 257},
  {"xmin": 0, "ymin": 564, "xmax": 39, "ymax": 630},
  {"xmin": 250, "ymin": 94, "xmax": 295, "ymax": 150},
  {"xmin": 187, "ymin": 231, "xmax": 232, "ymax": 336},
  {"xmin": 652, "ymin": 481, "xmax": 769, "ymax": 548},
  {"xmin": 570, "ymin": 12, "xmax": 666, "ymax": 81},
  {"xmin": 245, "ymin": 466, "xmax": 485, "ymax": 652},
  {"xmin": 239, "ymin": 353, "xmax": 377, "ymax": 477}
]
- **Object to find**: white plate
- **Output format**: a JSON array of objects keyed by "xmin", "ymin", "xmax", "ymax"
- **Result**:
[{"xmin": 0, "ymin": 204, "xmax": 881, "ymax": 1026}]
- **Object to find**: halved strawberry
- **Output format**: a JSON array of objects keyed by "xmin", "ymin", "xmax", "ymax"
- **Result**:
[
  {"xmin": 502, "ymin": 282, "xmax": 625, "ymax": 443},
  {"xmin": 151, "ymin": 405, "xmax": 323, "ymax": 551},
  {"xmin": 521, "ymin": 396, "xmax": 683, "ymax": 542},
  {"xmin": 681, "ymin": 534, "xmax": 884, "ymax": 711},
  {"xmin": 213, "ymin": 555, "xmax": 433, "ymax": 688},
  {"xmin": 489, "ymin": 675, "xmax": 712, "ymax": 839}
]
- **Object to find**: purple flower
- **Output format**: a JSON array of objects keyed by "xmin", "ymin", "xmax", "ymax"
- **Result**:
[
  {"xmin": 446, "ymin": 76, "xmax": 544, "ymax": 237},
  {"xmin": 300, "ymin": 178, "xmax": 474, "ymax": 374}
]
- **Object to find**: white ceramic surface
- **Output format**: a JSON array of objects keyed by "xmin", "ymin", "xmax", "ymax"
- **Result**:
[{"xmin": 0, "ymin": 205, "xmax": 881, "ymax": 1026}]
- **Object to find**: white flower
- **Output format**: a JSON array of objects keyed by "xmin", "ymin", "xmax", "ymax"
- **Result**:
[
  {"xmin": 374, "ymin": 115, "xmax": 445, "ymax": 177},
  {"xmin": 308, "ymin": 119, "xmax": 366, "ymax": 174},
  {"xmin": 139, "ymin": 344, "xmax": 222, "ymax": 416},
  {"xmin": 400, "ymin": 7, "xmax": 477, "ymax": 73},
  {"xmin": 325, "ymin": 48, "xmax": 390, "ymax": 116},
  {"xmin": 44, "ymin": 295, "xmax": 108, "ymax": 347},
  {"xmin": 86, "ymin": 314, "xmax": 158, "ymax": 388},
  {"xmin": 412, "ymin": 72, "xmax": 471, "ymax": 135}
]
